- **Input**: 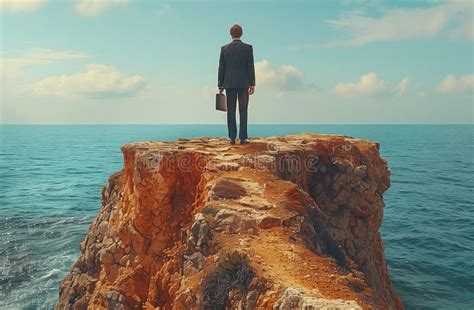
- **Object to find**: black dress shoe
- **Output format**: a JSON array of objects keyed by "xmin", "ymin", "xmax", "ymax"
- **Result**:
[
  {"xmin": 230, "ymin": 139, "xmax": 236, "ymax": 145},
  {"xmin": 240, "ymin": 139, "xmax": 250, "ymax": 144}
]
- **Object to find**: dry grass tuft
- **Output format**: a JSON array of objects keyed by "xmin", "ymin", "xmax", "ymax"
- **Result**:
[{"xmin": 202, "ymin": 250, "xmax": 254, "ymax": 310}]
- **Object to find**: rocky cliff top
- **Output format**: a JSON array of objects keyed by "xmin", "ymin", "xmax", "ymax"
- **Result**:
[{"xmin": 57, "ymin": 133, "xmax": 403, "ymax": 309}]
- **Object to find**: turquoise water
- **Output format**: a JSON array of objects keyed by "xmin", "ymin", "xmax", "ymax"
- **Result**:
[{"xmin": 0, "ymin": 124, "xmax": 473, "ymax": 309}]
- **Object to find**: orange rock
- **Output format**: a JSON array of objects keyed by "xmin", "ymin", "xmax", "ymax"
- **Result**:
[{"xmin": 56, "ymin": 134, "xmax": 403, "ymax": 310}]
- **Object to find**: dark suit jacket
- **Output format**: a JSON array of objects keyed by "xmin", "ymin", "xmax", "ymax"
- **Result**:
[{"xmin": 218, "ymin": 39, "xmax": 255, "ymax": 89}]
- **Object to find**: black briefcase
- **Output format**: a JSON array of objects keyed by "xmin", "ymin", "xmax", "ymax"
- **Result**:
[{"xmin": 216, "ymin": 93, "xmax": 227, "ymax": 111}]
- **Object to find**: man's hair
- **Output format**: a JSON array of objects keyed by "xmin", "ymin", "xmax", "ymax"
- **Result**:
[{"xmin": 230, "ymin": 24, "xmax": 243, "ymax": 38}]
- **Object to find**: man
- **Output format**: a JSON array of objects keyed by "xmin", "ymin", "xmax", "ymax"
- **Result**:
[{"xmin": 218, "ymin": 24, "xmax": 256, "ymax": 145}]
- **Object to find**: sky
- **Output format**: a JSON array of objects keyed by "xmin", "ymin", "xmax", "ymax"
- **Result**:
[{"xmin": 0, "ymin": 0, "xmax": 473, "ymax": 124}]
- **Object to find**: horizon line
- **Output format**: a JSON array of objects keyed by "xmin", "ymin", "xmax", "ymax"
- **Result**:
[{"xmin": 0, "ymin": 123, "xmax": 473, "ymax": 126}]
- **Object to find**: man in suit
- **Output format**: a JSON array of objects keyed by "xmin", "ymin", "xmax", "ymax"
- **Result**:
[{"xmin": 218, "ymin": 24, "xmax": 256, "ymax": 145}]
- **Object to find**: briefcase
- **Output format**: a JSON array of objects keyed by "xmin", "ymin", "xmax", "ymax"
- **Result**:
[{"xmin": 216, "ymin": 93, "xmax": 227, "ymax": 111}]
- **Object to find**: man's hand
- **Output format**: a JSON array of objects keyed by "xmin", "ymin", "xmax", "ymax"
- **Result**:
[
  {"xmin": 219, "ymin": 87, "xmax": 224, "ymax": 93},
  {"xmin": 248, "ymin": 86, "xmax": 255, "ymax": 95}
]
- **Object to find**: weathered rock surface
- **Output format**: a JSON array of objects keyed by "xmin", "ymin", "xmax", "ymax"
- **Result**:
[{"xmin": 56, "ymin": 134, "xmax": 403, "ymax": 309}]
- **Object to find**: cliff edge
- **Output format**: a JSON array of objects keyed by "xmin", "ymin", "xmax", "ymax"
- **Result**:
[{"xmin": 57, "ymin": 133, "xmax": 403, "ymax": 309}]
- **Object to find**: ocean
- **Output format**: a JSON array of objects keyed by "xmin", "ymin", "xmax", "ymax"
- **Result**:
[{"xmin": 0, "ymin": 124, "xmax": 472, "ymax": 309}]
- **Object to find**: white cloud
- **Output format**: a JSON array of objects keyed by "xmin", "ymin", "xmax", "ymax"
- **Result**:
[
  {"xmin": 255, "ymin": 60, "xmax": 314, "ymax": 92},
  {"xmin": 436, "ymin": 74, "xmax": 474, "ymax": 94},
  {"xmin": 297, "ymin": 1, "xmax": 472, "ymax": 48},
  {"xmin": 32, "ymin": 64, "xmax": 147, "ymax": 99},
  {"xmin": 333, "ymin": 72, "xmax": 408, "ymax": 96},
  {"xmin": 74, "ymin": 0, "xmax": 128, "ymax": 17},
  {"xmin": 449, "ymin": 4, "xmax": 474, "ymax": 41},
  {"xmin": 0, "ymin": 0, "xmax": 46, "ymax": 12},
  {"xmin": 1, "ymin": 48, "xmax": 88, "ymax": 79},
  {"xmin": 156, "ymin": 3, "xmax": 171, "ymax": 16},
  {"xmin": 397, "ymin": 77, "xmax": 410, "ymax": 95}
]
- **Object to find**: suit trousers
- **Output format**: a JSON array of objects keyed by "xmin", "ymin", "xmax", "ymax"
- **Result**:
[{"xmin": 226, "ymin": 88, "xmax": 249, "ymax": 141}]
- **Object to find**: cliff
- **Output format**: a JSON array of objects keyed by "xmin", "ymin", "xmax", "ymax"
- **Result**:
[{"xmin": 56, "ymin": 133, "xmax": 403, "ymax": 309}]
